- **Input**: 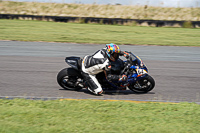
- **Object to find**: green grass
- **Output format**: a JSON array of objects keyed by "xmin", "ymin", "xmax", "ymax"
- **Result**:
[
  {"xmin": 0, "ymin": 99, "xmax": 199, "ymax": 133},
  {"xmin": 0, "ymin": 19, "xmax": 200, "ymax": 46}
]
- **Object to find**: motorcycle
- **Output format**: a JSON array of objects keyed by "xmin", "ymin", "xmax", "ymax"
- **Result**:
[{"xmin": 57, "ymin": 51, "xmax": 155, "ymax": 93}]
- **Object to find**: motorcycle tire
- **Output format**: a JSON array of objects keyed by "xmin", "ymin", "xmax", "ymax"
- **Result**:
[
  {"xmin": 57, "ymin": 68, "xmax": 82, "ymax": 91},
  {"xmin": 128, "ymin": 75, "xmax": 155, "ymax": 93}
]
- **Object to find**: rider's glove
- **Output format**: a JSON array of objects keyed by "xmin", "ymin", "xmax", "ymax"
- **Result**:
[
  {"xmin": 123, "ymin": 52, "xmax": 129, "ymax": 58},
  {"xmin": 119, "ymin": 75, "xmax": 127, "ymax": 82}
]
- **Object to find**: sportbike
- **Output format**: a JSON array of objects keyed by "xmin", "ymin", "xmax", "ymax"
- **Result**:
[{"xmin": 57, "ymin": 52, "xmax": 155, "ymax": 93}]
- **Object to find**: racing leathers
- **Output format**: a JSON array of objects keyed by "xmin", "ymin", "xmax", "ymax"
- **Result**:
[{"xmin": 81, "ymin": 48, "xmax": 129, "ymax": 95}]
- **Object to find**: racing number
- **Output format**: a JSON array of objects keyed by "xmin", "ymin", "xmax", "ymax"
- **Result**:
[{"xmin": 136, "ymin": 69, "xmax": 147, "ymax": 75}]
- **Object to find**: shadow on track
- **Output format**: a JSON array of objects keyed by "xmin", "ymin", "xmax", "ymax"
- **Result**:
[{"xmin": 59, "ymin": 88, "xmax": 155, "ymax": 96}]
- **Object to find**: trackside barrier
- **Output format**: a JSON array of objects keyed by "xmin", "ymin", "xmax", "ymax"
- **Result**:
[{"xmin": 1, "ymin": 14, "xmax": 200, "ymax": 28}]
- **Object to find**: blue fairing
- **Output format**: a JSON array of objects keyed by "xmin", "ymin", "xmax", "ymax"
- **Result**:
[{"xmin": 128, "ymin": 73, "xmax": 148, "ymax": 83}]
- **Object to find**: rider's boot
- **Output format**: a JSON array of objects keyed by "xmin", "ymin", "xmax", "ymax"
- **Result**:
[{"xmin": 87, "ymin": 87, "xmax": 103, "ymax": 96}]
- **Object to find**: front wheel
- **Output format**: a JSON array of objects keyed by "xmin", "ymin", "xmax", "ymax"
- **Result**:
[
  {"xmin": 128, "ymin": 75, "xmax": 155, "ymax": 93},
  {"xmin": 57, "ymin": 68, "xmax": 83, "ymax": 91}
]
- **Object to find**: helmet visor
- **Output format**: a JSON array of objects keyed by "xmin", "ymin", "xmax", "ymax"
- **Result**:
[{"xmin": 111, "ymin": 53, "xmax": 119, "ymax": 61}]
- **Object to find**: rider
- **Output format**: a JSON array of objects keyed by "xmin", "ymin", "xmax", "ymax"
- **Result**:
[{"xmin": 81, "ymin": 43, "xmax": 130, "ymax": 95}]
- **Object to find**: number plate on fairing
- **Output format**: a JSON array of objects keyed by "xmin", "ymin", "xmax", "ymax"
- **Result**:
[{"xmin": 136, "ymin": 69, "xmax": 147, "ymax": 75}]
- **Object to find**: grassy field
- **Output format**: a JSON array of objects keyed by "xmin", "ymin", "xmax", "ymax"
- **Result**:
[
  {"xmin": 0, "ymin": 99, "xmax": 199, "ymax": 133},
  {"xmin": 0, "ymin": 19, "xmax": 200, "ymax": 46},
  {"xmin": 1, "ymin": 1, "xmax": 200, "ymax": 21}
]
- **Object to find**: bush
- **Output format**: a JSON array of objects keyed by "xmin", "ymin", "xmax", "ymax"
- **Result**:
[
  {"xmin": 79, "ymin": 18, "xmax": 86, "ymax": 24},
  {"xmin": 182, "ymin": 21, "xmax": 193, "ymax": 28}
]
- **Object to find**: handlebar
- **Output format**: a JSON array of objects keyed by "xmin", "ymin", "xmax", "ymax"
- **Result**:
[{"xmin": 120, "ymin": 59, "xmax": 132, "ymax": 75}]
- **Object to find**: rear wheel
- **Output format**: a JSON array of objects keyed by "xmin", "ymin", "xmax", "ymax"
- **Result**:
[
  {"xmin": 128, "ymin": 75, "xmax": 155, "ymax": 93},
  {"xmin": 57, "ymin": 68, "xmax": 83, "ymax": 91}
]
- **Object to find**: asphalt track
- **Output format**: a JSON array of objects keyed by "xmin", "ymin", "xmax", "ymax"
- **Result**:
[{"xmin": 0, "ymin": 41, "xmax": 200, "ymax": 103}]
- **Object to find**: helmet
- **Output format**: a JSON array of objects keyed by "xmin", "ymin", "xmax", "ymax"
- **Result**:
[{"xmin": 106, "ymin": 43, "xmax": 120, "ymax": 61}]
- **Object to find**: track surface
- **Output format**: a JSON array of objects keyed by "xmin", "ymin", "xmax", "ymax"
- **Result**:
[{"xmin": 0, "ymin": 41, "xmax": 200, "ymax": 103}]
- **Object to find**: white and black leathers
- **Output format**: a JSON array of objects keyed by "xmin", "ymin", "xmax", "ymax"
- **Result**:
[
  {"xmin": 81, "ymin": 48, "xmax": 111, "ymax": 95},
  {"xmin": 82, "ymin": 48, "xmax": 110, "ymax": 74}
]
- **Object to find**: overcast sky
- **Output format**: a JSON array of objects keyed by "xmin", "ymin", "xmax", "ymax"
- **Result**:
[{"xmin": 10, "ymin": 0, "xmax": 200, "ymax": 7}]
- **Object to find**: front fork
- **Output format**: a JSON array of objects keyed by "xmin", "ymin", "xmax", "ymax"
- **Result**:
[{"xmin": 134, "ymin": 81, "xmax": 142, "ymax": 89}]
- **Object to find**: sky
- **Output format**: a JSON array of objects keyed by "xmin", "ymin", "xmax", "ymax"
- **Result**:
[{"xmin": 9, "ymin": 0, "xmax": 200, "ymax": 7}]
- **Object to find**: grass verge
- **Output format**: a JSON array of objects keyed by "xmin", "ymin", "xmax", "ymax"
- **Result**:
[
  {"xmin": 0, "ymin": 19, "xmax": 200, "ymax": 46},
  {"xmin": 0, "ymin": 99, "xmax": 199, "ymax": 133},
  {"xmin": 1, "ymin": 1, "xmax": 200, "ymax": 21}
]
